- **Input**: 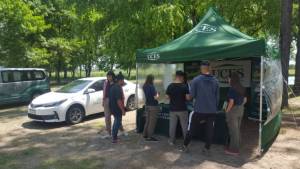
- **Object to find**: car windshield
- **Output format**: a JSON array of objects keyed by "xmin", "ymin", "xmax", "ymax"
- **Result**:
[{"xmin": 56, "ymin": 80, "xmax": 92, "ymax": 93}]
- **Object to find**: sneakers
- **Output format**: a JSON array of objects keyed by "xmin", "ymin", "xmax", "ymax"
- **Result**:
[
  {"xmin": 168, "ymin": 140, "xmax": 175, "ymax": 146},
  {"xmin": 224, "ymin": 149, "xmax": 240, "ymax": 156},
  {"xmin": 179, "ymin": 145, "xmax": 188, "ymax": 152},
  {"xmin": 118, "ymin": 131, "xmax": 129, "ymax": 137},
  {"xmin": 100, "ymin": 133, "xmax": 111, "ymax": 139},
  {"xmin": 122, "ymin": 131, "xmax": 129, "ymax": 136},
  {"xmin": 145, "ymin": 137, "xmax": 159, "ymax": 142},
  {"xmin": 112, "ymin": 139, "xmax": 118, "ymax": 144},
  {"xmin": 202, "ymin": 147, "xmax": 210, "ymax": 154}
]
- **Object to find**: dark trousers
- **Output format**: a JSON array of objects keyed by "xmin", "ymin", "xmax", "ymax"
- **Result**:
[
  {"xmin": 183, "ymin": 112, "xmax": 216, "ymax": 149},
  {"xmin": 112, "ymin": 113, "xmax": 122, "ymax": 140}
]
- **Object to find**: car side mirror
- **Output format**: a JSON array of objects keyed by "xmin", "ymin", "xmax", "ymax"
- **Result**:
[{"xmin": 84, "ymin": 88, "xmax": 96, "ymax": 94}]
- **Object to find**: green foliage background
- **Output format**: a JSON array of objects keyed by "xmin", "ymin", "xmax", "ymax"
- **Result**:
[{"xmin": 0, "ymin": 0, "xmax": 287, "ymax": 81}]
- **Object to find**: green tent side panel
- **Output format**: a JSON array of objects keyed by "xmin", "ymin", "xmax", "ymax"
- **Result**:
[
  {"xmin": 261, "ymin": 112, "xmax": 282, "ymax": 152},
  {"xmin": 137, "ymin": 7, "xmax": 266, "ymax": 63}
]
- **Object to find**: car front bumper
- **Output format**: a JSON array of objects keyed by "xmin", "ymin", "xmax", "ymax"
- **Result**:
[{"xmin": 28, "ymin": 106, "xmax": 64, "ymax": 122}]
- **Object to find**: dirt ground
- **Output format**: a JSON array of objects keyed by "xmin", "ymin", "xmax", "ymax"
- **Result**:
[{"xmin": 0, "ymin": 100, "xmax": 300, "ymax": 169}]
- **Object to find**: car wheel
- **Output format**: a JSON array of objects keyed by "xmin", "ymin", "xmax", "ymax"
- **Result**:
[
  {"xmin": 66, "ymin": 105, "xmax": 84, "ymax": 124},
  {"xmin": 126, "ymin": 95, "xmax": 136, "ymax": 111}
]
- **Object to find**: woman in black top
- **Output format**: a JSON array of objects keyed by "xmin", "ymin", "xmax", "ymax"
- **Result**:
[
  {"xmin": 142, "ymin": 74, "xmax": 160, "ymax": 141},
  {"xmin": 225, "ymin": 72, "xmax": 247, "ymax": 156}
]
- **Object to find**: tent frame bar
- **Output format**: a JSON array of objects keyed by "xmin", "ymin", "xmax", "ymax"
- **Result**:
[
  {"xmin": 136, "ymin": 63, "xmax": 139, "ymax": 109},
  {"xmin": 258, "ymin": 55, "xmax": 264, "ymax": 155}
]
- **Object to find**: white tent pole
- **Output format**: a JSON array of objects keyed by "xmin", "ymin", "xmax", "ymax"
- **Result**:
[{"xmin": 258, "ymin": 56, "xmax": 264, "ymax": 155}]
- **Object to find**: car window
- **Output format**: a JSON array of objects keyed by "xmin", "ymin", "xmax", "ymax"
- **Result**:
[
  {"xmin": 57, "ymin": 80, "xmax": 92, "ymax": 93},
  {"xmin": 89, "ymin": 80, "xmax": 104, "ymax": 91}
]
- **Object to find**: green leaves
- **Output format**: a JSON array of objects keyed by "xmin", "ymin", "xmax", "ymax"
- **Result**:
[
  {"xmin": 0, "ymin": 0, "xmax": 285, "ymax": 77},
  {"xmin": 0, "ymin": 0, "xmax": 49, "ymax": 66}
]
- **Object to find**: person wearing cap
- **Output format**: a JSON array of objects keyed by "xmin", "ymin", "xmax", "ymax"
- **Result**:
[
  {"xmin": 109, "ymin": 72, "xmax": 126, "ymax": 143},
  {"xmin": 180, "ymin": 61, "xmax": 219, "ymax": 153},
  {"xmin": 101, "ymin": 71, "xmax": 127, "ymax": 139},
  {"xmin": 166, "ymin": 70, "xmax": 191, "ymax": 145}
]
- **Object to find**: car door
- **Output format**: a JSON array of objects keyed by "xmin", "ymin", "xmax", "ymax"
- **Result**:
[
  {"xmin": 0, "ymin": 71, "xmax": 22, "ymax": 104},
  {"xmin": 122, "ymin": 81, "xmax": 135, "ymax": 102},
  {"xmin": 85, "ymin": 80, "xmax": 104, "ymax": 115}
]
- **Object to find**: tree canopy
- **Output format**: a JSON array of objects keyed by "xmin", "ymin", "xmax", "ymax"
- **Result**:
[{"xmin": 0, "ymin": 0, "xmax": 285, "ymax": 81}]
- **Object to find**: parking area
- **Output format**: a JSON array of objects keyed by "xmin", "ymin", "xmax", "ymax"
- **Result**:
[{"xmin": 0, "ymin": 102, "xmax": 300, "ymax": 169}]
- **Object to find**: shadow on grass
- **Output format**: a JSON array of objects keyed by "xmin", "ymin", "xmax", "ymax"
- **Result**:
[
  {"xmin": 0, "ymin": 103, "xmax": 28, "ymax": 111},
  {"xmin": 22, "ymin": 113, "xmax": 105, "ymax": 130},
  {"xmin": 0, "ymin": 118, "xmax": 262, "ymax": 169}
]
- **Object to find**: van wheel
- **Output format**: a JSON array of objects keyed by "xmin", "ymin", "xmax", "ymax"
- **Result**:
[
  {"xmin": 126, "ymin": 95, "xmax": 136, "ymax": 111},
  {"xmin": 66, "ymin": 105, "xmax": 84, "ymax": 124}
]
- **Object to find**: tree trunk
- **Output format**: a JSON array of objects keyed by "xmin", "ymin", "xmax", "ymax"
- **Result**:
[
  {"xmin": 63, "ymin": 68, "xmax": 67, "ymax": 80},
  {"xmin": 56, "ymin": 61, "xmax": 61, "ymax": 85},
  {"xmin": 79, "ymin": 66, "xmax": 82, "ymax": 78},
  {"xmin": 49, "ymin": 70, "xmax": 52, "ymax": 79},
  {"xmin": 280, "ymin": 0, "xmax": 293, "ymax": 107},
  {"xmin": 127, "ymin": 67, "xmax": 132, "ymax": 79},
  {"xmin": 293, "ymin": 0, "xmax": 300, "ymax": 95},
  {"xmin": 85, "ymin": 63, "xmax": 92, "ymax": 77},
  {"xmin": 72, "ymin": 68, "xmax": 76, "ymax": 79}
]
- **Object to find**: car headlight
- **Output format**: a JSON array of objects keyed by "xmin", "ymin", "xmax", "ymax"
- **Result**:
[{"xmin": 42, "ymin": 99, "xmax": 67, "ymax": 107}]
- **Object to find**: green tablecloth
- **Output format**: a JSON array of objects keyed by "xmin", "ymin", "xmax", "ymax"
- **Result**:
[{"xmin": 136, "ymin": 104, "xmax": 229, "ymax": 144}]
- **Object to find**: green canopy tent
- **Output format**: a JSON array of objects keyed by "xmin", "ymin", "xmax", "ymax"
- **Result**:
[
  {"xmin": 136, "ymin": 8, "xmax": 265, "ymax": 63},
  {"xmin": 136, "ymin": 8, "xmax": 282, "ymax": 154}
]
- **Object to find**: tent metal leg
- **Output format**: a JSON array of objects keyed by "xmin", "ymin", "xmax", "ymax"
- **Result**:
[
  {"xmin": 135, "ymin": 63, "xmax": 139, "ymax": 109},
  {"xmin": 258, "ymin": 56, "xmax": 264, "ymax": 155}
]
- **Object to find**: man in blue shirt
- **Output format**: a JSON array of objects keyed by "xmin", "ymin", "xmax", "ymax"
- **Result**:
[
  {"xmin": 181, "ymin": 61, "xmax": 219, "ymax": 153},
  {"xmin": 109, "ymin": 73, "xmax": 126, "ymax": 143}
]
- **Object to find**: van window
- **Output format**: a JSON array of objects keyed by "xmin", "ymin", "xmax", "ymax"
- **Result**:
[
  {"xmin": 1, "ymin": 71, "xmax": 12, "ymax": 83},
  {"xmin": 1, "ymin": 71, "xmax": 21, "ymax": 83},
  {"xmin": 13, "ymin": 71, "xmax": 21, "ymax": 81},
  {"xmin": 1, "ymin": 70, "xmax": 45, "ymax": 83},
  {"xmin": 32, "ymin": 71, "xmax": 45, "ymax": 80},
  {"xmin": 21, "ymin": 71, "xmax": 32, "ymax": 81}
]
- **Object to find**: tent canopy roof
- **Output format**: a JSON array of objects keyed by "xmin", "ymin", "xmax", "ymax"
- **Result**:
[{"xmin": 136, "ymin": 8, "xmax": 265, "ymax": 63}]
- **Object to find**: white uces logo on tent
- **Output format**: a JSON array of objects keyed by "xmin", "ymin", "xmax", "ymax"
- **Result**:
[
  {"xmin": 194, "ymin": 24, "xmax": 217, "ymax": 33},
  {"xmin": 147, "ymin": 52, "xmax": 160, "ymax": 61}
]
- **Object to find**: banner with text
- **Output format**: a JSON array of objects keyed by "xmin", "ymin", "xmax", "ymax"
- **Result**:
[{"xmin": 210, "ymin": 60, "xmax": 251, "ymax": 87}]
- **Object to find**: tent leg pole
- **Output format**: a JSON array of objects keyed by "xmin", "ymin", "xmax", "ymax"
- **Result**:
[
  {"xmin": 258, "ymin": 56, "xmax": 264, "ymax": 156},
  {"xmin": 135, "ymin": 63, "xmax": 139, "ymax": 109}
]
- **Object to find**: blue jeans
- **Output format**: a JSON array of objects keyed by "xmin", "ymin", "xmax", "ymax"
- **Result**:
[{"xmin": 112, "ymin": 113, "xmax": 122, "ymax": 140}]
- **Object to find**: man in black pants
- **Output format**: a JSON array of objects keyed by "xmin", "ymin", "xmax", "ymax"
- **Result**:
[{"xmin": 180, "ymin": 61, "xmax": 219, "ymax": 153}]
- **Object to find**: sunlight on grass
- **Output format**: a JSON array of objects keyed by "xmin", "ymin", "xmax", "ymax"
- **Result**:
[
  {"xmin": 284, "ymin": 96, "xmax": 300, "ymax": 114},
  {"xmin": 0, "ymin": 147, "xmax": 41, "ymax": 169},
  {"xmin": 39, "ymin": 157, "xmax": 105, "ymax": 169},
  {"xmin": 90, "ymin": 121, "xmax": 105, "ymax": 129}
]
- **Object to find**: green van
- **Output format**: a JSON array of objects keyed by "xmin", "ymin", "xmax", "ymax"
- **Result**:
[{"xmin": 0, "ymin": 68, "xmax": 50, "ymax": 106}]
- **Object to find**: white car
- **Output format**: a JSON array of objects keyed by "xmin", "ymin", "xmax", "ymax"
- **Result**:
[{"xmin": 28, "ymin": 77, "xmax": 140, "ymax": 124}]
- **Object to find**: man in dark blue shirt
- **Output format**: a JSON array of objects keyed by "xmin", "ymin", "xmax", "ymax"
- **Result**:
[
  {"xmin": 181, "ymin": 61, "xmax": 219, "ymax": 153},
  {"xmin": 109, "ymin": 73, "xmax": 126, "ymax": 143}
]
